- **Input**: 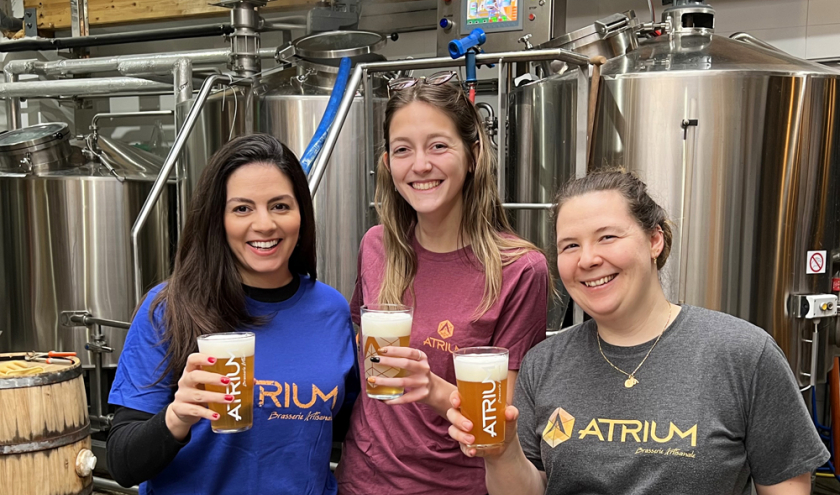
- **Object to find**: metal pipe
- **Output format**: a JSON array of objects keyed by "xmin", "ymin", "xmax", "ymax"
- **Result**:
[
  {"xmin": 729, "ymin": 32, "xmax": 784, "ymax": 53},
  {"xmin": 131, "ymin": 74, "xmax": 227, "ymax": 301},
  {"xmin": 308, "ymin": 48, "xmax": 590, "ymax": 195},
  {"xmin": 91, "ymin": 110, "xmax": 174, "ymax": 131},
  {"xmin": 501, "ymin": 203, "xmax": 554, "ymax": 210},
  {"xmin": 3, "ymin": 67, "xmax": 20, "ymax": 130},
  {"xmin": 0, "ymin": 24, "xmax": 235, "ymax": 53},
  {"xmin": 173, "ymin": 58, "xmax": 194, "ymax": 105},
  {"xmin": 81, "ymin": 315, "xmax": 131, "ymax": 330},
  {"xmin": 93, "ymin": 476, "xmax": 140, "ymax": 495},
  {"xmin": 0, "ymin": 77, "xmax": 171, "ymax": 98},
  {"xmin": 4, "ymin": 48, "xmax": 277, "ymax": 77}
]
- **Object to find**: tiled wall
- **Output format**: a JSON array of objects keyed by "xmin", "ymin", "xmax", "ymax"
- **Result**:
[{"xmin": 566, "ymin": 0, "xmax": 840, "ymax": 60}]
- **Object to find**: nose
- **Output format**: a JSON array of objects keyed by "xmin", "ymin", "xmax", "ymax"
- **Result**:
[
  {"xmin": 251, "ymin": 207, "xmax": 277, "ymax": 233},
  {"xmin": 577, "ymin": 243, "xmax": 602, "ymax": 270},
  {"xmin": 411, "ymin": 150, "xmax": 433, "ymax": 174}
]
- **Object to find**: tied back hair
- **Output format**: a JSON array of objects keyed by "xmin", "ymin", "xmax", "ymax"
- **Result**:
[
  {"xmin": 150, "ymin": 134, "xmax": 316, "ymax": 385},
  {"xmin": 375, "ymin": 82, "xmax": 542, "ymax": 317},
  {"xmin": 553, "ymin": 168, "xmax": 673, "ymax": 270}
]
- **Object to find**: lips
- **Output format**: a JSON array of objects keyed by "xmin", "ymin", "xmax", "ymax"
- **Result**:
[
  {"xmin": 247, "ymin": 239, "xmax": 279, "ymax": 250},
  {"xmin": 582, "ymin": 274, "xmax": 617, "ymax": 288},
  {"xmin": 411, "ymin": 180, "xmax": 442, "ymax": 190}
]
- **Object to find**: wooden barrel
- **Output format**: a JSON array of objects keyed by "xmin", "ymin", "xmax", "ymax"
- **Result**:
[{"xmin": 0, "ymin": 353, "xmax": 93, "ymax": 495}]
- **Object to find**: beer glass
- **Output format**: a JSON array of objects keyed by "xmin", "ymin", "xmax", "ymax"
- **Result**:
[
  {"xmin": 197, "ymin": 332, "xmax": 255, "ymax": 433},
  {"xmin": 453, "ymin": 347, "xmax": 509, "ymax": 449},
  {"xmin": 360, "ymin": 304, "xmax": 413, "ymax": 400}
]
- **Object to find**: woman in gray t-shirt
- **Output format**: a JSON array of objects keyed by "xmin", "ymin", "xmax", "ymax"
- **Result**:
[{"xmin": 446, "ymin": 170, "xmax": 828, "ymax": 495}]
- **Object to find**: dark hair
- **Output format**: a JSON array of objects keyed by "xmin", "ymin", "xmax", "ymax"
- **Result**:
[
  {"xmin": 553, "ymin": 169, "xmax": 673, "ymax": 270},
  {"xmin": 151, "ymin": 134, "xmax": 316, "ymax": 384}
]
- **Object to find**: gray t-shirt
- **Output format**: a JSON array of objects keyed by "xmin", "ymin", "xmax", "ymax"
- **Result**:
[{"xmin": 515, "ymin": 305, "xmax": 829, "ymax": 494}]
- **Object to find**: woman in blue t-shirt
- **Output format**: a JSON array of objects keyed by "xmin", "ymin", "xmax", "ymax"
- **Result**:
[{"xmin": 107, "ymin": 134, "xmax": 359, "ymax": 495}]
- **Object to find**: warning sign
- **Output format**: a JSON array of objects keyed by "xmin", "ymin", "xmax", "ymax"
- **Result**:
[{"xmin": 807, "ymin": 250, "xmax": 826, "ymax": 274}]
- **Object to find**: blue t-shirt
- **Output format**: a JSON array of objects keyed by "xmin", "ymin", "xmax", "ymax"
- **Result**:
[{"xmin": 109, "ymin": 276, "xmax": 359, "ymax": 495}]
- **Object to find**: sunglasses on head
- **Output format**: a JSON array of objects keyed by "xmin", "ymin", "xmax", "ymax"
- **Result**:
[{"xmin": 387, "ymin": 70, "xmax": 464, "ymax": 98}]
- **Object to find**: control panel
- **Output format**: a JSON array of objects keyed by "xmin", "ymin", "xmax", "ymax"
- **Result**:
[
  {"xmin": 436, "ymin": 0, "xmax": 566, "ymax": 56},
  {"xmin": 790, "ymin": 294, "xmax": 839, "ymax": 319}
]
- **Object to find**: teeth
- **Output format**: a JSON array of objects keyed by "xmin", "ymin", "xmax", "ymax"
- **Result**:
[
  {"xmin": 249, "ymin": 239, "xmax": 279, "ymax": 249},
  {"xmin": 412, "ymin": 181, "xmax": 441, "ymax": 190},
  {"xmin": 584, "ymin": 275, "xmax": 615, "ymax": 288}
]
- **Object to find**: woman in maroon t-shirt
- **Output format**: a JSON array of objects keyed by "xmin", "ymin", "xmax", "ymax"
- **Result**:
[{"xmin": 336, "ymin": 75, "xmax": 550, "ymax": 495}]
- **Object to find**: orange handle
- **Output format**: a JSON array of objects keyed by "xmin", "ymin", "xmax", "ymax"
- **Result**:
[{"xmin": 48, "ymin": 351, "xmax": 76, "ymax": 358}]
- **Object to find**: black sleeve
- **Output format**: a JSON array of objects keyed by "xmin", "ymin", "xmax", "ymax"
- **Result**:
[{"xmin": 106, "ymin": 405, "xmax": 191, "ymax": 487}]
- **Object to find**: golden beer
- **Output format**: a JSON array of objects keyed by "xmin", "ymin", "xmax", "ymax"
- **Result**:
[
  {"xmin": 453, "ymin": 347, "xmax": 509, "ymax": 449},
  {"xmin": 361, "ymin": 305, "xmax": 413, "ymax": 400},
  {"xmin": 197, "ymin": 332, "xmax": 255, "ymax": 433}
]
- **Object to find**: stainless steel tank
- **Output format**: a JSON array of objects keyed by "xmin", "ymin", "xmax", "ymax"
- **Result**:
[
  {"xmin": 507, "ymin": 69, "xmax": 582, "ymax": 331},
  {"xmin": 0, "ymin": 124, "xmax": 173, "ymax": 367},
  {"xmin": 179, "ymin": 31, "xmax": 387, "ymax": 301},
  {"xmin": 589, "ymin": 2, "xmax": 840, "ymax": 387}
]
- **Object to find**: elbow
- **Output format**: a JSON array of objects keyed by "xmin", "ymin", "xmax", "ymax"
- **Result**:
[{"xmin": 105, "ymin": 428, "xmax": 143, "ymax": 488}]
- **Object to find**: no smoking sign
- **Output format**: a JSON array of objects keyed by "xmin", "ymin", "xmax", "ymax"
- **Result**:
[{"xmin": 806, "ymin": 250, "xmax": 827, "ymax": 274}]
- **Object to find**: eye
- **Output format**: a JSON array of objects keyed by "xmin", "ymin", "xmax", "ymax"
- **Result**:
[
  {"xmin": 600, "ymin": 235, "xmax": 617, "ymax": 242},
  {"xmin": 232, "ymin": 205, "xmax": 251, "ymax": 213},
  {"xmin": 431, "ymin": 143, "xmax": 448, "ymax": 151},
  {"xmin": 272, "ymin": 202, "xmax": 290, "ymax": 211},
  {"xmin": 559, "ymin": 243, "xmax": 579, "ymax": 252},
  {"xmin": 392, "ymin": 146, "xmax": 409, "ymax": 155}
]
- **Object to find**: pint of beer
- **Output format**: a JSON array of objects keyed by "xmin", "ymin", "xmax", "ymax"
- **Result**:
[
  {"xmin": 453, "ymin": 347, "xmax": 509, "ymax": 449},
  {"xmin": 197, "ymin": 332, "xmax": 255, "ymax": 434},
  {"xmin": 361, "ymin": 304, "xmax": 413, "ymax": 400}
]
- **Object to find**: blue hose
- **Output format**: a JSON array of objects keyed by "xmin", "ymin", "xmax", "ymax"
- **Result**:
[{"xmin": 300, "ymin": 57, "xmax": 353, "ymax": 175}]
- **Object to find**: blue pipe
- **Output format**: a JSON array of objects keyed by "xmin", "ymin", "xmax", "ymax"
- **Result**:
[{"xmin": 300, "ymin": 57, "xmax": 353, "ymax": 175}]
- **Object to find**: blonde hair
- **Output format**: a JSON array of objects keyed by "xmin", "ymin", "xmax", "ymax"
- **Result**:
[{"xmin": 376, "ymin": 82, "xmax": 542, "ymax": 317}]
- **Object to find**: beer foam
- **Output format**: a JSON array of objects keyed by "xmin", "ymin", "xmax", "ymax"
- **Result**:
[
  {"xmin": 361, "ymin": 311, "xmax": 412, "ymax": 338},
  {"xmin": 454, "ymin": 354, "xmax": 509, "ymax": 382},
  {"xmin": 197, "ymin": 334, "xmax": 255, "ymax": 358}
]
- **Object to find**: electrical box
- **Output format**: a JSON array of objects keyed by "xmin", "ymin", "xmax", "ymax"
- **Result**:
[
  {"xmin": 436, "ymin": 0, "xmax": 566, "ymax": 56},
  {"xmin": 790, "ymin": 294, "xmax": 839, "ymax": 319}
]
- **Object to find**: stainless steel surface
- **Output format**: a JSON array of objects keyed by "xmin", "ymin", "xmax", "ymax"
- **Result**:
[
  {"xmin": 507, "ymin": 70, "xmax": 581, "ymax": 331},
  {"xmin": 729, "ymin": 32, "xmax": 783, "ymax": 53},
  {"xmin": 0, "ymin": 77, "xmax": 172, "ymax": 98},
  {"xmin": 70, "ymin": 0, "xmax": 90, "ymax": 38},
  {"xmin": 293, "ymin": 31, "xmax": 386, "ymax": 60},
  {"xmin": 435, "ymin": 0, "xmax": 566, "ymax": 55},
  {"xmin": 90, "ymin": 111, "xmax": 173, "ymax": 132},
  {"xmin": 0, "ymin": 123, "xmax": 73, "ymax": 173},
  {"xmin": 3, "ymin": 68, "xmax": 21, "ymax": 130},
  {"xmin": 538, "ymin": 12, "xmax": 638, "ymax": 75},
  {"xmin": 589, "ymin": 31, "xmax": 840, "ymax": 386},
  {"xmin": 261, "ymin": 88, "xmax": 385, "ymax": 300},
  {"xmin": 132, "ymin": 74, "xmax": 227, "ymax": 302},
  {"xmin": 96, "ymin": 137, "xmax": 165, "ymax": 179},
  {"xmin": 0, "ymin": 171, "xmax": 172, "ymax": 367}
]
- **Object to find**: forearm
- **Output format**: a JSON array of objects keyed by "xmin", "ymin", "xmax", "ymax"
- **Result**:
[
  {"xmin": 484, "ymin": 439, "xmax": 546, "ymax": 495},
  {"xmin": 106, "ymin": 406, "xmax": 190, "ymax": 487}
]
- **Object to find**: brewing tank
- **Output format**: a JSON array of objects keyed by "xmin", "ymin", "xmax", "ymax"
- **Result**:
[
  {"xmin": 0, "ymin": 124, "xmax": 172, "ymax": 367},
  {"xmin": 589, "ymin": 8, "xmax": 840, "ymax": 386}
]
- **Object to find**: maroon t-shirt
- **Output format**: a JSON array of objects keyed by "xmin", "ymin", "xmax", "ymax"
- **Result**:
[{"xmin": 337, "ymin": 225, "xmax": 549, "ymax": 495}]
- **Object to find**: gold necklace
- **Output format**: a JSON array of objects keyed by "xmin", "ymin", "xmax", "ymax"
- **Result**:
[{"xmin": 596, "ymin": 304, "xmax": 672, "ymax": 389}]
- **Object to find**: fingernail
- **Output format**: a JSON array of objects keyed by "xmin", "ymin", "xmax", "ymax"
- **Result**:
[
  {"xmin": 220, "ymin": 376, "xmax": 230, "ymax": 384},
  {"xmin": 463, "ymin": 421, "xmax": 472, "ymax": 430},
  {"xmin": 379, "ymin": 348, "xmax": 388, "ymax": 354},
  {"xmin": 208, "ymin": 357, "xmax": 216, "ymax": 364},
  {"xmin": 370, "ymin": 356, "xmax": 380, "ymax": 363},
  {"xmin": 212, "ymin": 413, "xmax": 220, "ymax": 419},
  {"xmin": 367, "ymin": 377, "xmax": 376, "ymax": 384},
  {"xmin": 225, "ymin": 395, "xmax": 234, "ymax": 401}
]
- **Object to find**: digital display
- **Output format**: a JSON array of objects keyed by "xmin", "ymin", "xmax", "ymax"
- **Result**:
[{"xmin": 465, "ymin": 0, "xmax": 518, "ymax": 26}]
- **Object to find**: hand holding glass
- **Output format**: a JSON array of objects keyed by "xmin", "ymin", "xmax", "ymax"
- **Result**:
[
  {"xmin": 453, "ymin": 347, "xmax": 509, "ymax": 449},
  {"xmin": 361, "ymin": 304, "xmax": 413, "ymax": 400}
]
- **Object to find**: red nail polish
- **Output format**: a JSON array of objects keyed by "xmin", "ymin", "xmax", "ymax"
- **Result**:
[
  {"xmin": 212, "ymin": 413, "xmax": 220, "ymax": 419},
  {"xmin": 225, "ymin": 395, "xmax": 234, "ymax": 401},
  {"xmin": 208, "ymin": 357, "xmax": 216, "ymax": 364},
  {"xmin": 220, "ymin": 376, "xmax": 230, "ymax": 384}
]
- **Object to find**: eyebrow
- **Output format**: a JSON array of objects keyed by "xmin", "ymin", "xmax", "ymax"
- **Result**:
[
  {"xmin": 226, "ymin": 194, "xmax": 294, "ymax": 205},
  {"xmin": 556, "ymin": 226, "xmax": 619, "ymax": 245},
  {"xmin": 390, "ymin": 133, "xmax": 455, "ymax": 145}
]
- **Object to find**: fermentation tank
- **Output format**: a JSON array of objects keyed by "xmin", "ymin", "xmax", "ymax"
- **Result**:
[
  {"xmin": 0, "ymin": 123, "xmax": 173, "ymax": 367},
  {"xmin": 589, "ymin": 1, "xmax": 840, "ymax": 386}
]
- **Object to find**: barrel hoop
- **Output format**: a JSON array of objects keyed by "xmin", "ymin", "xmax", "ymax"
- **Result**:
[
  {"xmin": 0, "ymin": 360, "xmax": 82, "ymax": 389},
  {"xmin": 79, "ymin": 484, "xmax": 94, "ymax": 495},
  {"xmin": 0, "ymin": 422, "xmax": 90, "ymax": 454}
]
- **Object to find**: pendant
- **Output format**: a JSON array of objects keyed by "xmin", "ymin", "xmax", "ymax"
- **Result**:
[{"xmin": 624, "ymin": 376, "xmax": 639, "ymax": 388}]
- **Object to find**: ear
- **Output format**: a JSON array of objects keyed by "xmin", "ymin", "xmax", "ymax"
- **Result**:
[
  {"xmin": 383, "ymin": 151, "xmax": 391, "ymax": 173},
  {"xmin": 650, "ymin": 227, "xmax": 665, "ymax": 260}
]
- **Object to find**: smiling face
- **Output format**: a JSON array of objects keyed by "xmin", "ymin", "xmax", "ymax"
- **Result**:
[
  {"xmin": 555, "ymin": 190, "xmax": 664, "ymax": 322},
  {"xmin": 385, "ymin": 101, "xmax": 474, "ymax": 224},
  {"xmin": 224, "ymin": 162, "xmax": 300, "ymax": 288}
]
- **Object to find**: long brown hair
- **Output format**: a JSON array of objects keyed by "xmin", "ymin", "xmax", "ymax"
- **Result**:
[
  {"xmin": 553, "ymin": 169, "xmax": 673, "ymax": 270},
  {"xmin": 376, "ymin": 82, "xmax": 542, "ymax": 316},
  {"xmin": 151, "ymin": 134, "xmax": 316, "ymax": 384}
]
